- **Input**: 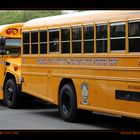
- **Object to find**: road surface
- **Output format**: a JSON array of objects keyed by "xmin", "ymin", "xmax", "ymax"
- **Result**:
[{"xmin": 0, "ymin": 99, "xmax": 140, "ymax": 130}]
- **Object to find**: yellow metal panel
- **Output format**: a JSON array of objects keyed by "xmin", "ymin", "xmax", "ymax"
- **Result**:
[
  {"xmin": 81, "ymin": 25, "xmax": 84, "ymax": 54},
  {"xmin": 125, "ymin": 20, "xmax": 129, "ymax": 53},
  {"xmin": 38, "ymin": 30, "xmax": 40, "ymax": 54},
  {"xmin": 94, "ymin": 23, "xmax": 96, "ymax": 53},
  {"xmin": 70, "ymin": 26, "xmax": 72, "ymax": 54},
  {"xmin": 0, "ymin": 57, "xmax": 5, "ymax": 100},
  {"xmin": 107, "ymin": 22, "xmax": 110, "ymax": 53},
  {"xmin": 59, "ymin": 28, "xmax": 61, "ymax": 53}
]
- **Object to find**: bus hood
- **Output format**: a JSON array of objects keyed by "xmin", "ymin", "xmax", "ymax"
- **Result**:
[{"xmin": 5, "ymin": 57, "xmax": 21, "ymax": 67}]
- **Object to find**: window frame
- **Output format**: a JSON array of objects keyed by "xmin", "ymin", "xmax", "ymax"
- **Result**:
[
  {"xmin": 39, "ymin": 29, "xmax": 48, "ymax": 54},
  {"xmin": 48, "ymin": 28, "xmax": 60, "ymax": 54},
  {"xmin": 72, "ymin": 25, "xmax": 82, "ymax": 54},
  {"xmin": 61, "ymin": 27, "xmax": 70, "ymax": 54},
  {"xmin": 22, "ymin": 31, "xmax": 30, "ymax": 55},
  {"xmin": 96, "ymin": 23, "xmax": 108, "ymax": 53},
  {"xmin": 110, "ymin": 22, "xmax": 126, "ymax": 53},
  {"xmin": 83, "ymin": 24, "xmax": 94, "ymax": 54},
  {"xmin": 31, "ymin": 30, "xmax": 39, "ymax": 54},
  {"xmin": 128, "ymin": 20, "xmax": 140, "ymax": 53}
]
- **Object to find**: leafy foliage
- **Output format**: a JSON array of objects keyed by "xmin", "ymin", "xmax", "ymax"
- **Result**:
[{"xmin": 0, "ymin": 10, "xmax": 62, "ymax": 25}]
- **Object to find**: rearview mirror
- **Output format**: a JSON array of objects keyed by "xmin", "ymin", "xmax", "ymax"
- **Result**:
[
  {"xmin": 0, "ymin": 37, "xmax": 6, "ymax": 55},
  {"xmin": 0, "ymin": 37, "xmax": 5, "ymax": 46}
]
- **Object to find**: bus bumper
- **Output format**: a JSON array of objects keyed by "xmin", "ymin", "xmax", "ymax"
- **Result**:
[{"xmin": 0, "ymin": 87, "xmax": 4, "ymax": 100}]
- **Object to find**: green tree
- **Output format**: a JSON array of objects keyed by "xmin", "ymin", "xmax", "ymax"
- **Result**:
[{"xmin": 0, "ymin": 10, "xmax": 62, "ymax": 25}]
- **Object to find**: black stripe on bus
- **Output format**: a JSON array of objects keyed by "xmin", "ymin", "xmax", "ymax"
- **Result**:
[{"xmin": 115, "ymin": 90, "xmax": 140, "ymax": 102}]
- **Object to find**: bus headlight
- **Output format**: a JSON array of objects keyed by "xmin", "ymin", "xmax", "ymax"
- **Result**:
[{"xmin": 17, "ymin": 77, "xmax": 24, "ymax": 84}]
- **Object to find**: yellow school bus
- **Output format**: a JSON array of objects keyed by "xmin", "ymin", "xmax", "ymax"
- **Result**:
[
  {"xmin": 0, "ymin": 23, "xmax": 23, "ymax": 108},
  {"xmin": 6, "ymin": 10, "xmax": 140, "ymax": 122}
]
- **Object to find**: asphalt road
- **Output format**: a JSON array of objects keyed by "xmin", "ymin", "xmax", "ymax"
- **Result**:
[{"xmin": 0, "ymin": 99, "xmax": 140, "ymax": 130}]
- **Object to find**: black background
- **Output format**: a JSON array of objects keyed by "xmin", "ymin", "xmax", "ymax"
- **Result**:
[
  {"xmin": 0, "ymin": 1, "xmax": 140, "ymax": 139},
  {"xmin": 0, "ymin": 0, "xmax": 139, "ymax": 9}
]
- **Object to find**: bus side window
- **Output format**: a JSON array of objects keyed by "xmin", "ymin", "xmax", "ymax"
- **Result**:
[
  {"xmin": 72, "ymin": 26, "xmax": 82, "ymax": 53},
  {"xmin": 129, "ymin": 21, "xmax": 140, "ymax": 52},
  {"xmin": 40, "ymin": 30, "xmax": 47, "ymax": 54},
  {"xmin": 31, "ymin": 31, "xmax": 38, "ymax": 54},
  {"xmin": 61, "ymin": 28, "xmax": 70, "ymax": 54},
  {"xmin": 110, "ymin": 22, "xmax": 125, "ymax": 52},
  {"xmin": 49, "ymin": 29, "xmax": 59, "ymax": 53},
  {"xmin": 96, "ymin": 24, "xmax": 107, "ymax": 53},
  {"xmin": 84, "ymin": 25, "xmax": 94, "ymax": 53},
  {"xmin": 23, "ymin": 32, "xmax": 30, "ymax": 54}
]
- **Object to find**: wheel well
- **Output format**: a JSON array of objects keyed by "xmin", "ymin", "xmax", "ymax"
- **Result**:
[
  {"xmin": 58, "ymin": 78, "xmax": 76, "ymax": 100},
  {"xmin": 3, "ymin": 73, "xmax": 16, "ymax": 90},
  {"xmin": 59, "ymin": 78, "xmax": 75, "ymax": 92}
]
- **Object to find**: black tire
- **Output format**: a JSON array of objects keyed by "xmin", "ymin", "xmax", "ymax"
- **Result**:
[
  {"xmin": 4, "ymin": 79, "xmax": 19, "ymax": 109},
  {"xmin": 59, "ymin": 84, "xmax": 77, "ymax": 122}
]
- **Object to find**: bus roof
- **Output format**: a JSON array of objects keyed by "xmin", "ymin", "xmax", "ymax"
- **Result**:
[
  {"xmin": 0, "ymin": 23, "xmax": 24, "ymax": 38},
  {"xmin": 23, "ymin": 10, "xmax": 140, "ymax": 30}
]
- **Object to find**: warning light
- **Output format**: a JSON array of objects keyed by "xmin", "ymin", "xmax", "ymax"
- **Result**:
[
  {"xmin": 6, "ymin": 28, "xmax": 18, "ymax": 35},
  {"xmin": 6, "ymin": 29, "xmax": 12, "ymax": 34},
  {"xmin": 12, "ymin": 28, "xmax": 18, "ymax": 35}
]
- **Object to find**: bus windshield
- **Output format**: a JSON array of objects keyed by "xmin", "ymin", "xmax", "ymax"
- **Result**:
[{"xmin": 4, "ymin": 38, "xmax": 21, "ymax": 55}]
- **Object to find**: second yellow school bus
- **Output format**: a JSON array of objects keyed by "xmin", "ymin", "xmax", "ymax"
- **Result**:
[
  {"xmin": 0, "ymin": 23, "xmax": 23, "ymax": 108},
  {"xmin": 6, "ymin": 11, "xmax": 140, "ymax": 122}
]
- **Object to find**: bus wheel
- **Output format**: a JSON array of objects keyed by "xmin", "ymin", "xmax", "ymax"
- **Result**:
[
  {"xmin": 4, "ymin": 79, "xmax": 19, "ymax": 109},
  {"xmin": 59, "ymin": 84, "xmax": 77, "ymax": 122}
]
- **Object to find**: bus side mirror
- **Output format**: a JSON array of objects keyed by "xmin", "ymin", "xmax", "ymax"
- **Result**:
[{"xmin": 0, "ymin": 37, "xmax": 5, "ymax": 46}]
